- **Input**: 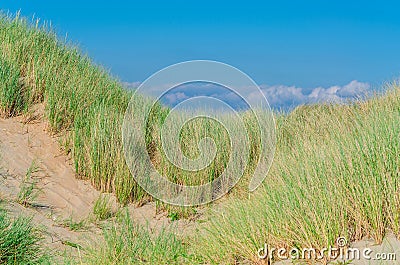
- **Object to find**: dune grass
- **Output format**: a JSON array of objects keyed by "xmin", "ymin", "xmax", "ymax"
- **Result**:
[
  {"xmin": 0, "ymin": 207, "xmax": 51, "ymax": 264},
  {"xmin": 123, "ymin": 101, "xmax": 267, "ymax": 209},
  {"xmin": 93, "ymin": 194, "xmax": 114, "ymax": 221},
  {"xmin": 192, "ymin": 86, "xmax": 400, "ymax": 264}
]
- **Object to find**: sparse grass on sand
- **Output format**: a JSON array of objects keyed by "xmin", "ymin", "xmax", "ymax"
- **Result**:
[
  {"xmin": 84, "ymin": 211, "xmax": 189, "ymax": 265},
  {"xmin": 93, "ymin": 194, "xmax": 114, "ymax": 221},
  {"xmin": 17, "ymin": 160, "xmax": 41, "ymax": 207},
  {"xmin": 0, "ymin": 12, "xmax": 399, "ymax": 265}
]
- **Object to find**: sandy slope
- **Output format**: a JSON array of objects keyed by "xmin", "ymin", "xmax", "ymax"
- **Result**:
[
  {"xmin": 0, "ymin": 106, "xmax": 100, "ymax": 219},
  {"xmin": 0, "ymin": 106, "xmax": 196, "ymax": 255},
  {"xmin": 0, "ymin": 106, "xmax": 104, "ymax": 253}
]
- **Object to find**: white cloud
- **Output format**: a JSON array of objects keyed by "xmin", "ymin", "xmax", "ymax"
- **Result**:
[
  {"xmin": 257, "ymin": 80, "xmax": 370, "ymax": 109},
  {"xmin": 122, "ymin": 80, "xmax": 371, "ymax": 110},
  {"xmin": 165, "ymin": 92, "xmax": 188, "ymax": 104},
  {"xmin": 337, "ymin": 80, "xmax": 370, "ymax": 98}
]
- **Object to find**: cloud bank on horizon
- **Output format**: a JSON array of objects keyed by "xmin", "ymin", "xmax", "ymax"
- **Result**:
[
  {"xmin": 256, "ymin": 80, "xmax": 370, "ymax": 110},
  {"xmin": 123, "ymin": 80, "xmax": 370, "ymax": 111}
]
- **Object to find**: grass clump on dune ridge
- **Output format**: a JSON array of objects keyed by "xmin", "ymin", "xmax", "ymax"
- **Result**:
[
  {"xmin": 193, "ymin": 86, "xmax": 400, "ymax": 264},
  {"xmin": 0, "ymin": 54, "xmax": 24, "ymax": 117}
]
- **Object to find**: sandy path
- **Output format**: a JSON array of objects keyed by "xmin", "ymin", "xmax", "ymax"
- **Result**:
[
  {"xmin": 0, "ymin": 107, "xmax": 105, "ymax": 254},
  {"xmin": 0, "ymin": 107, "xmax": 197, "ymax": 255},
  {"xmin": 0, "ymin": 108, "xmax": 100, "ymax": 219}
]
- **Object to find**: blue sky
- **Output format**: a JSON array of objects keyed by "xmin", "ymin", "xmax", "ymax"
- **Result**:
[{"xmin": 1, "ymin": 1, "xmax": 400, "ymax": 109}]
